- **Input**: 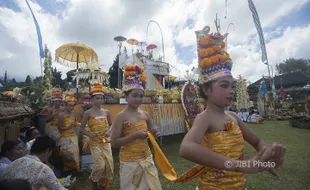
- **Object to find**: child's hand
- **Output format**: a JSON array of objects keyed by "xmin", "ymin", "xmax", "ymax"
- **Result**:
[
  {"xmin": 239, "ymin": 147, "xmax": 273, "ymax": 174},
  {"xmin": 268, "ymin": 142, "xmax": 286, "ymax": 176},
  {"xmin": 105, "ymin": 129, "xmax": 112, "ymax": 137},
  {"xmin": 69, "ymin": 123, "xmax": 76, "ymax": 129},
  {"xmin": 133, "ymin": 130, "xmax": 148, "ymax": 140},
  {"xmin": 89, "ymin": 133, "xmax": 99, "ymax": 138},
  {"xmin": 150, "ymin": 128, "xmax": 160, "ymax": 137}
]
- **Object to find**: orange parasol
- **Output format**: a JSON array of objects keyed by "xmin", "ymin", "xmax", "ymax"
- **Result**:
[{"xmin": 127, "ymin": 39, "xmax": 139, "ymax": 45}]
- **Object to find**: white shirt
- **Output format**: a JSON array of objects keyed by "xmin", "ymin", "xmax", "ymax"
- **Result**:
[{"xmin": 1, "ymin": 155, "xmax": 66, "ymax": 190}]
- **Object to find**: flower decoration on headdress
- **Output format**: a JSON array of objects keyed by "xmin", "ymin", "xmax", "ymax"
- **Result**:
[
  {"xmin": 123, "ymin": 64, "xmax": 147, "ymax": 91},
  {"xmin": 195, "ymin": 26, "xmax": 233, "ymax": 84},
  {"xmin": 64, "ymin": 95, "xmax": 77, "ymax": 104},
  {"xmin": 51, "ymin": 87, "xmax": 63, "ymax": 101},
  {"xmin": 89, "ymin": 82, "xmax": 106, "ymax": 96}
]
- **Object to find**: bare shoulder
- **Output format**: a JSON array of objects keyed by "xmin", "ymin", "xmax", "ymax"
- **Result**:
[
  {"xmin": 140, "ymin": 109, "xmax": 150, "ymax": 118},
  {"xmin": 103, "ymin": 109, "xmax": 111, "ymax": 114},
  {"xmin": 226, "ymin": 111, "xmax": 239, "ymax": 120},
  {"xmin": 193, "ymin": 111, "xmax": 210, "ymax": 126},
  {"xmin": 115, "ymin": 110, "xmax": 126, "ymax": 121},
  {"xmin": 83, "ymin": 109, "xmax": 91, "ymax": 117}
]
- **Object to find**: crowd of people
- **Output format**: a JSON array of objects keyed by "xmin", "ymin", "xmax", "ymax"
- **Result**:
[
  {"xmin": 237, "ymin": 108, "xmax": 264, "ymax": 124},
  {"xmin": 0, "ymin": 26, "xmax": 286, "ymax": 190}
]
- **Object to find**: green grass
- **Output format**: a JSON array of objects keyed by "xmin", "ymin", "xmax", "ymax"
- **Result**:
[{"xmin": 73, "ymin": 121, "xmax": 310, "ymax": 190}]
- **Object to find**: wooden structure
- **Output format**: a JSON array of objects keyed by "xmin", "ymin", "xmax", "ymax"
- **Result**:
[
  {"xmin": 248, "ymin": 72, "xmax": 310, "ymax": 105},
  {"xmin": 0, "ymin": 94, "xmax": 35, "ymax": 145}
]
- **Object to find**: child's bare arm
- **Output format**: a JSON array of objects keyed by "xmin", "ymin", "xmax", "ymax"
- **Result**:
[
  {"xmin": 79, "ymin": 111, "xmax": 94, "ymax": 137},
  {"xmin": 58, "ymin": 113, "xmax": 64, "ymax": 130},
  {"xmin": 228, "ymin": 111, "xmax": 265, "ymax": 152},
  {"xmin": 111, "ymin": 113, "xmax": 140, "ymax": 148},
  {"xmin": 179, "ymin": 113, "xmax": 238, "ymax": 171},
  {"xmin": 105, "ymin": 110, "xmax": 113, "ymax": 136},
  {"xmin": 145, "ymin": 112, "xmax": 159, "ymax": 136},
  {"xmin": 106, "ymin": 110, "xmax": 112, "ymax": 126}
]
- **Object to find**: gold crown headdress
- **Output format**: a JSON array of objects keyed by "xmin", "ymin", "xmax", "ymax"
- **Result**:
[
  {"xmin": 51, "ymin": 87, "xmax": 63, "ymax": 101},
  {"xmin": 195, "ymin": 26, "xmax": 233, "ymax": 84},
  {"xmin": 123, "ymin": 64, "xmax": 147, "ymax": 91},
  {"xmin": 89, "ymin": 82, "xmax": 106, "ymax": 96}
]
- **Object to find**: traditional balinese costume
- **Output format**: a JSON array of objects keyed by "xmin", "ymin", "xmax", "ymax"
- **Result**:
[
  {"xmin": 120, "ymin": 65, "xmax": 162, "ymax": 190},
  {"xmin": 45, "ymin": 88, "xmax": 62, "ymax": 141},
  {"xmin": 138, "ymin": 26, "xmax": 246, "ymax": 190},
  {"xmin": 87, "ymin": 82, "xmax": 113, "ymax": 189},
  {"xmin": 58, "ymin": 96, "xmax": 80, "ymax": 171}
]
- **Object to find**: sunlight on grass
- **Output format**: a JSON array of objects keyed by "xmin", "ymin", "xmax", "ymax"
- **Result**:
[{"xmin": 73, "ymin": 121, "xmax": 310, "ymax": 190}]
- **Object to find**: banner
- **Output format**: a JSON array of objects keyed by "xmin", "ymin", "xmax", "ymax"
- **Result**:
[
  {"xmin": 248, "ymin": 0, "xmax": 268, "ymax": 64},
  {"xmin": 25, "ymin": 0, "xmax": 44, "ymax": 58}
]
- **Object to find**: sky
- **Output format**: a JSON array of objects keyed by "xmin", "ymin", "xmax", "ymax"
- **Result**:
[{"xmin": 0, "ymin": 0, "xmax": 309, "ymax": 83}]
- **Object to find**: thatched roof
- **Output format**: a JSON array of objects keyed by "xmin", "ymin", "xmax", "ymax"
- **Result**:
[{"xmin": 0, "ymin": 94, "xmax": 35, "ymax": 121}]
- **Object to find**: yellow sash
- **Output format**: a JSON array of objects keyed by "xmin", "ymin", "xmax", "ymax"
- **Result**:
[{"xmin": 147, "ymin": 120, "xmax": 245, "ymax": 186}]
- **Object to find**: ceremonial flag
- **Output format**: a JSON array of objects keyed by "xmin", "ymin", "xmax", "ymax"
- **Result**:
[
  {"xmin": 248, "ymin": 0, "xmax": 268, "ymax": 64},
  {"xmin": 25, "ymin": 0, "xmax": 44, "ymax": 58}
]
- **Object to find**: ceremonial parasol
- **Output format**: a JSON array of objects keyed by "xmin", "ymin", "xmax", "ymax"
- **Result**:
[
  {"xmin": 146, "ymin": 44, "xmax": 157, "ymax": 50},
  {"xmin": 114, "ymin": 36, "xmax": 127, "ymax": 42},
  {"xmin": 55, "ymin": 42, "xmax": 99, "ymax": 98},
  {"xmin": 127, "ymin": 39, "xmax": 139, "ymax": 45},
  {"xmin": 114, "ymin": 36, "xmax": 127, "ymax": 88},
  {"xmin": 55, "ymin": 42, "xmax": 99, "ymax": 69},
  {"xmin": 138, "ymin": 42, "xmax": 147, "ymax": 52}
]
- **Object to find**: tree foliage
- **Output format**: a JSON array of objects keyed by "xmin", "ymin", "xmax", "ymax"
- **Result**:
[
  {"xmin": 42, "ymin": 45, "xmax": 53, "ymax": 98},
  {"xmin": 276, "ymin": 58, "xmax": 310, "ymax": 75},
  {"xmin": 25, "ymin": 75, "xmax": 32, "ymax": 84}
]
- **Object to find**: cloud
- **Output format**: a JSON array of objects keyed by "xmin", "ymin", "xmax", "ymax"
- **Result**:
[
  {"xmin": 231, "ymin": 24, "xmax": 310, "ymax": 82},
  {"xmin": 0, "ymin": 0, "xmax": 309, "ymax": 84}
]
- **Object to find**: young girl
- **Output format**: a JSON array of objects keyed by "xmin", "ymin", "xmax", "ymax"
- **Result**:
[
  {"xmin": 45, "ymin": 88, "xmax": 62, "ymax": 141},
  {"xmin": 111, "ymin": 65, "xmax": 161, "ymax": 190},
  {"xmin": 58, "ymin": 95, "xmax": 80, "ymax": 172},
  {"xmin": 178, "ymin": 26, "xmax": 286, "ymax": 189},
  {"xmin": 80, "ymin": 82, "xmax": 113, "ymax": 190},
  {"xmin": 40, "ymin": 92, "xmax": 53, "ymax": 116}
]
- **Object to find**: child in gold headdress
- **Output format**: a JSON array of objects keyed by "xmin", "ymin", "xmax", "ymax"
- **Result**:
[
  {"xmin": 80, "ymin": 82, "xmax": 113, "ymax": 190},
  {"xmin": 40, "ymin": 90, "xmax": 54, "ymax": 116},
  {"xmin": 178, "ymin": 26, "xmax": 286, "ymax": 190},
  {"xmin": 111, "ymin": 65, "xmax": 162, "ymax": 190},
  {"xmin": 58, "ymin": 95, "xmax": 80, "ymax": 172},
  {"xmin": 45, "ymin": 88, "xmax": 62, "ymax": 141}
]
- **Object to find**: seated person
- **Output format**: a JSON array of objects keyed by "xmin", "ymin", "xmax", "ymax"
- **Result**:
[
  {"xmin": 237, "ymin": 109, "xmax": 244, "ymax": 121},
  {"xmin": 249, "ymin": 111, "xmax": 263, "ymax": 124},
  {"xmin": 0, "ymin": 139, "xmax": 24, "ymax": 176},
  {"xmin": 1, "ymin": 136, "xmax": 67, "ymax": 190},
  {"xmin": 24, "ymin": 127, "xmax": 41, "ymax": 155},
  {"xmin": 242, "ymin": 109, "xmax": 250, "ymax": 122},
  {"xmin": 0, "ymin": 179, "xmax": 32, "ymax": 190}
]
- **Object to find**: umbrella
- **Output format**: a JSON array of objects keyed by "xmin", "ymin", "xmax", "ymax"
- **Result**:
[
  {"xmin": 138, "ymin": 41, "xmax": 147, "ymax": 53},
  {"xmin": 146, "ymin": 44, "xmax": 157, "ymax": 50},
  {"xmin": 55, "ymin": 42, "xmax": 99, "ymax": 69},
  {"xmin": 55, "ymin": 42, "xmax": 99, "ymax": 98},
  {"xmin": 138, "ymin": 41, "xmax": 147, "ymax": 47},
  {"xmin": 114, "ymin": 36, "xmax": 127, "ymax": 42},
  {"xmin": 127, "ymin": 39, "xmax": 139, "ymax": 45}
]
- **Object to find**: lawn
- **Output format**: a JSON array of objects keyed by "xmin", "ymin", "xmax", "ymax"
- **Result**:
[{"xmin": 73, "ymin": 120, "xmax": 310, "ymax": 190}]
